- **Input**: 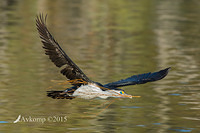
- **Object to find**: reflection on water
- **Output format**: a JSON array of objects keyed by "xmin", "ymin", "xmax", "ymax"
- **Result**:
[
  {"xmin": 154, "ymin": 1, "xmax": 200, "ymax": 133},
  {"xmin": 0, "ymin": 0, "xmax": 200, "ymax": 132}
]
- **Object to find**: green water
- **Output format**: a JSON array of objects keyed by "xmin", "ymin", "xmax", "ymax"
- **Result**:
[{"xmin": 0, "ymin": 0, "xmax": 200, "ymax": 132}]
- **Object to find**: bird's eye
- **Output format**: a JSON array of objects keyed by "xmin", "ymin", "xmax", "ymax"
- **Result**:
[{"xmin": 120, "ymin": 91, "xmax": 124, "ymax": 94}]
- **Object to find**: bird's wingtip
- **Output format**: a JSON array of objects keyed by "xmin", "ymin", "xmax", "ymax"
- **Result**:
[
  {"xmin": 166, "ymin": 67, "xmax": 171, "ymax": 73},
  {"xmin": 167, "ymin": 67, "xmax": 171, "ymax": 70}
]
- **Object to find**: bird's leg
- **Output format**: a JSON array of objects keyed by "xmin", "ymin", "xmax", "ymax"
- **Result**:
[
  {"xmin": 46, "ymin": 82, "xmax": 69, "ymax": 90},
  {"xmin": 68, "ymin": 79, "xmax": 88, "ymax": 85},
  {"xmin": 46, "ymin": 80, "xmax": 74, "ymax": 93},
  {"xmin": 51, "ymin": 80, "xmax": 72, "ymax": 85},
  {"xmin": 50, "ymin": 79, "xmax": 87, "ymax": 85},
  {"xmin": 50, "ymin": 80, "xmax": 66, "ymax": 83},
  {"xmin": 46, "ymin": 84, "xmax": 59, "ymax": 90}
]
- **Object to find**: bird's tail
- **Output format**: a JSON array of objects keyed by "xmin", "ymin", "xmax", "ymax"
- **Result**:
[{"xmin": 47, "ymin": 91, "xmax": 75, "ymax": 99}]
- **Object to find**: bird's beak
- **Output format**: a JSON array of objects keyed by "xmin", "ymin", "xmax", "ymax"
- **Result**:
[
  {"xmin": 124, "ymin": 94, "xmax": 141, "ymax": 99},
  {"xmin": 124, "ymin": 94, "xmax": 133, "ymax": 99}
]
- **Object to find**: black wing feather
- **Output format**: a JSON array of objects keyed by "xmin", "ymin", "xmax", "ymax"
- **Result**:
[
  {"xmin": 104, "ymin": 67, "xmax": 170, "ymax": 89},
  {"xmin": 36, "ymin": 14, "xmax": 91, "ymax": 82}
]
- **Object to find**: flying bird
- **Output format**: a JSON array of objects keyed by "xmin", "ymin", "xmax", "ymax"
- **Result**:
[{"xmin": 36, "ymin": 14, "xmax": 170, "ymax": 100}]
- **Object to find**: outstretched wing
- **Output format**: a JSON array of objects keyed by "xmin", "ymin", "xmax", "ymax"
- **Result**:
[
  {"xmin": 36, "ymin": 14, "xmax": 91, "ymax": 83},
  {"xmin": 103, "ymin": 67, "xmax": 170, "ymax": 89}
]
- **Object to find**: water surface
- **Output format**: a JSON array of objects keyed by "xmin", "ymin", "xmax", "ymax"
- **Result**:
[{"xmin": 0, "ymin": 0, "xmax": 200, "ymax": 132}]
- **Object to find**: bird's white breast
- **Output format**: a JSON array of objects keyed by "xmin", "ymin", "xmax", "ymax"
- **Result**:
[{"xmin": 72, "ymin": 84, "xmax": 109, "ymax": 99}]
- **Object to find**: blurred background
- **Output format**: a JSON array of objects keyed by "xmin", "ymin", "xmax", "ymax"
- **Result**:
[{"xmin": 0, "ymin": 0, "xmax": 200, "ymax": 132}]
